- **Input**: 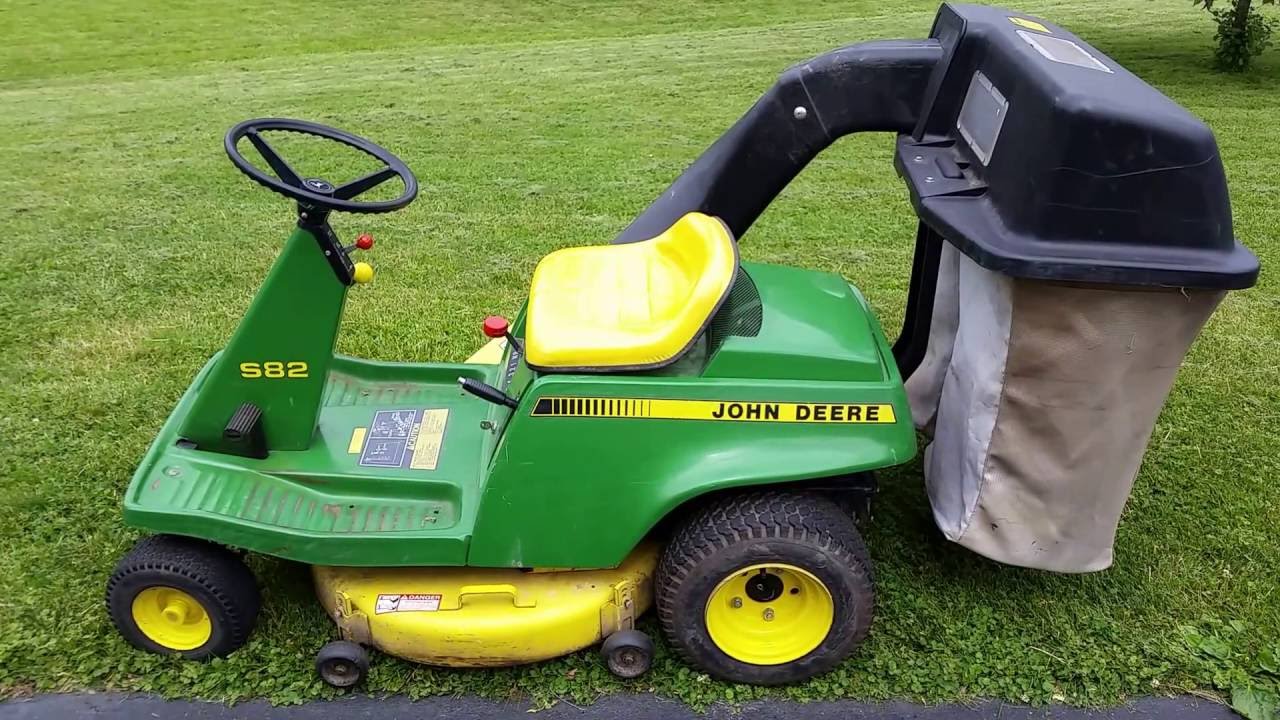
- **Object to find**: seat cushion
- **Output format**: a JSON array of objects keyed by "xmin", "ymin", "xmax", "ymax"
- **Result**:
[{"xmin": 525, "ymin": 212, "xmax": 738, "ymax": 370}]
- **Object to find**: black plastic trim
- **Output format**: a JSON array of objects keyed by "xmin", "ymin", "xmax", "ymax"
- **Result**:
[{"xmin": 892, "ymin": 222, "xmax": 945, "ymax": 378}]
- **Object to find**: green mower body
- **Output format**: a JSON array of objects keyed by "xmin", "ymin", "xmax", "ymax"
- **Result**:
[{"xmin": 123, "ymin": 226, "xmax": 915, "ymax": 569}]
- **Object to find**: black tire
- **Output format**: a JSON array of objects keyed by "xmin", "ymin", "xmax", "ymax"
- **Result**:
[
  {"xmin": 316, "ymin": 640, "xmax": 369, "ymax": 688},
  {"xmin": 656, "ymin": 491, "xmax": 874, "ymax": 685},
  {"xmin": 105, "ymin": 534, "xmax": 260, "ymax": 660},
  {"xmin": 600, "ymin": 629, "xmax": 654, "ymax": 679}
]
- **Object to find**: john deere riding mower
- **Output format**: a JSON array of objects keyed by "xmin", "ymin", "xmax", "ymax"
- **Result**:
[{"xmin": 108, "ymin": 4, "xmax": 1258, "ymax": 687}]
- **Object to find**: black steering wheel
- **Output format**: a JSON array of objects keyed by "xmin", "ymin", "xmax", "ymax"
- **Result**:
[{"xmin": 225, "ymin": 118, "xmax": 418, "ymax": 214}]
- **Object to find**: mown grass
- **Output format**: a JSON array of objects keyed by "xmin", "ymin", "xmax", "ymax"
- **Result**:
[{"xmin": 0, "ymin": 0, "xmax": 1277, "ymax": 710}]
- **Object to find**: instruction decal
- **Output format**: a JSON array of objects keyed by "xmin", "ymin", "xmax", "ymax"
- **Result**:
[
  {"xmin": 531, "ymin": 397, "xmax": 896, "ymax": 424},
  {"xmin": 357, "ymin": 408, "xmax": 450, "ymax": 470},
  {"xmin": 375, "ymin": 593, "xmax": 442, "ymax": 614},
  {"xmin": 503, "ymin": 341, "xmax": 522, "ymax": 389}
]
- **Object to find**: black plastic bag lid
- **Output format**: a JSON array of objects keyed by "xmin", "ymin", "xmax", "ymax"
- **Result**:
[{"xmin": 895, "ymin": 3, "xmax": 1259, "ymax": 289}]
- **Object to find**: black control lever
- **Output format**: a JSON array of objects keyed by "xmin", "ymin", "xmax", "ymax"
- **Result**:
[{"xmin": 458, "ymin": 378, "xmax": 519, "ymax": 409}]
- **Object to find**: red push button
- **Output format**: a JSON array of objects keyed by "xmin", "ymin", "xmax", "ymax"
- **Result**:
[{"xmin": 483, "ymin": 316, "xmax": 509, "ymax": 338}]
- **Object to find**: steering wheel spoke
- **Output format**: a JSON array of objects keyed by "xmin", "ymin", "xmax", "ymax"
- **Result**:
[
  {"xmin": 245, "ymin": 130, "xmax": 303, "ymax": 188},
  {"xmin": 334, "ymin": 166, "xmax": 398, "ymax": 200}
]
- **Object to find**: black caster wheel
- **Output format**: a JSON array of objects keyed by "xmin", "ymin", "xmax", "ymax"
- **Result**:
[
  {"xmin": 601, "ymin": 629, "xmax": 654, "ymax": 679},
  {"xmin": 316, "ymin": 640, "xmax": 369, "ymax": 688}
]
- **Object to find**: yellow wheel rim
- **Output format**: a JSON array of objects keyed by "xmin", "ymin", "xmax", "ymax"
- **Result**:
[
  {"xmin": 131, "ymin": 587, "xmax": 213, "ymax": 651},
  {"xmin": 704, "ymin": 563, "xmax": 834, "ymax": 665}
]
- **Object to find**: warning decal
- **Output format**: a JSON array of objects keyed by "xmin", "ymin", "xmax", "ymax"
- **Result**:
[
  {"xmin": 375, "ymin": 593, "xmax": 442, "ymax": 614},
  {"xmin": 410, "ymin": 409, "xmax": 448, "ymax": 470},
  {"xmin": 531, "ymin": 397, "xmax": 896, "ymax": 424},
  {"xmin": 358, "ymin": 409, "xmax": 450, "ymax": 470}
]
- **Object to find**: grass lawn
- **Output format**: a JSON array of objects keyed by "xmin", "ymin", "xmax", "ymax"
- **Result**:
[{"xmin": 1, "ymin": 0, "xmax": 1277, "ymax": 711}]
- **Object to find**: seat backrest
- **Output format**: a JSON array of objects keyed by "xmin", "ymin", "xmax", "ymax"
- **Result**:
[{"xmin": 654, "ymin": 213, "xmax": 737, "ymax": 305}]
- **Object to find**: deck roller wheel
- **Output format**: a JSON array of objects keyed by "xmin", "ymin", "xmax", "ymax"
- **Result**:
[
  {"xmin": 316, "ymin": 640, "xmax": 369, "ymax": 688},
  {"xmin": 601, "ymin": 629, "xmax": 654, "ymax": 679}
]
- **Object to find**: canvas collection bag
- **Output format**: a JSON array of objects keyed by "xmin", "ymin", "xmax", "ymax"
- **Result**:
[{"xmin": 906, "ymin": 244, "xmax": 1223, "ymax": 572}]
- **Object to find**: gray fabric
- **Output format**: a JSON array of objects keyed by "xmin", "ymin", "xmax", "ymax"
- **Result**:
[
  {"xmin": 921, "ymin": 252, "xmax": 1013, "ymax": 542},
  {"xmin": 905, "ymin": 243, "xmax": 962, "ymax": 436},
  {"xmin": 908, "ymin": 252, "xmax": 1223, "ymax": 572}
]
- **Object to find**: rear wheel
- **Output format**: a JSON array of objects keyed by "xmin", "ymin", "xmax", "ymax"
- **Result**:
[
  {"xmin": 656, "ymin": 491, "xmax": 874, "ymax": 685},
  {"xmin": 106, "ymin": 535, "xmax": 260, "ymax": 659}
]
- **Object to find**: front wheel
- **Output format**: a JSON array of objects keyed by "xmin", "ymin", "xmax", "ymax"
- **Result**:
[
  {"xmin": 656, "ymin": 491, "xmax": 874, "ymax": 685},
  {"xmin": 106, "ymin": 535, "xmax": 260, "ymax": 660}
]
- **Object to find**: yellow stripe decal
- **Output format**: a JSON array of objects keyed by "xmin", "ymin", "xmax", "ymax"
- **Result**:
[
  {"xmin": 531, "ymin": 397, "xmax": 896, "ymax": 424},
  {"xmin": 1008, "ymin": 16, "xmax": 1051, "ymax": 33}
]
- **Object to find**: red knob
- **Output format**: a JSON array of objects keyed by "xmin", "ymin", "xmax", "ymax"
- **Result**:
[
  {"xmin": 483, "ymin": 316, "xmax": 509, "ymax": 339},
  {"xmin": 355, "ymin": 233, "xmax": 374, "ymax": 250}
]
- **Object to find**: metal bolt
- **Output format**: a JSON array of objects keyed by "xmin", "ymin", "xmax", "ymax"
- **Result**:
[
  {"xmin": 763, "ymin": 608, "xmax": 775, "ymax": 621},
  {"xmin": 924, "ymin": 176, "xmax": 936, "ymax": 183},
  {"xmin": 793, "ymin": 106, "xmax": 808, "ymax": 120},
  {"xmin": 164, "ymin": 466, "xmax": 181, "ymax": 477},
  {"xmin": 731, "ymin": 597, "xmax": 743, "ymax": 609},
  {"xmin": 914, "ymin": 155, "xmax": 925, "ymax": 163}
]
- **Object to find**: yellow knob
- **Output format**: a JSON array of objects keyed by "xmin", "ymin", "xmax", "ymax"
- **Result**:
[{"xmin": 353, "ymin": 262, "xmax": 374, "ymax": 284}]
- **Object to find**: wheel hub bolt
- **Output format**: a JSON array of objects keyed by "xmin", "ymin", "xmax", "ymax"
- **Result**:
[
  {"xmin": 763, "ymin": 608, "xmax": 775, "ymax": 622},
  {"xmin": 731, "ymin": 597, "xmax": 743, "ymax": 608}
]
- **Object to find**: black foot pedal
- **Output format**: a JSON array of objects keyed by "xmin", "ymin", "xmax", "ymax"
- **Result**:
[{"xmin": 223, "ymin": 403, "xmax": 268, "ymax": 459}]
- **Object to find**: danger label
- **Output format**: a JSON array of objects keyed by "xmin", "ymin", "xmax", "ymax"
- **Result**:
[
  {"xmin": 531, "ymin": 397, "xmax": 896, "ymax": 424},
  {"xmin": 375, "ymin": 593, "xmax": 442, "ymax": 614}
]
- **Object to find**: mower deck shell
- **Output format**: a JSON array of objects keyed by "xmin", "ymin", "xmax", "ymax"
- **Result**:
[{"xmin": 313, "ymin": 543, "xmax": 658, "ymax": 667}]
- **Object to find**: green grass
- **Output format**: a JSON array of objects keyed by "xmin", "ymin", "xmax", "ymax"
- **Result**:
[{"xmin": 0, "ymin": 0, "xmax": 1277, "ymax": 710}]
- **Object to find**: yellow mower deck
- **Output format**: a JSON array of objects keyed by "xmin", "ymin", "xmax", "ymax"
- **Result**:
[{"xmin": 313, "ymin": 544, "xmax": 658, "ymax": 667}]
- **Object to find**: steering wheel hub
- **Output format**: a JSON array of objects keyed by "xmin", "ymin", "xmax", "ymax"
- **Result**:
[{"xmin": 303, "ymin": 178, "xmax": 335, "ymax": 194}]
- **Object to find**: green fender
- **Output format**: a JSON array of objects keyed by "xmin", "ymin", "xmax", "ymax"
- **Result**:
[{"xmin": 466, "ymin": 372, "xmax": 916, "ymax": 568}]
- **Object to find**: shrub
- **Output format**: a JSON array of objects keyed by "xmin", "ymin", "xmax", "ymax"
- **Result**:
[{"xmin": 1195, "ymin": 0, "xmax": 1277, "ymax": 71}]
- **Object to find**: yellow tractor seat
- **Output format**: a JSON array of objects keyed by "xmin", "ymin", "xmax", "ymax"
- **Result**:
[{"xmin": 525, "ymin": 212, "xmax": 738, "ymax": 371}]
